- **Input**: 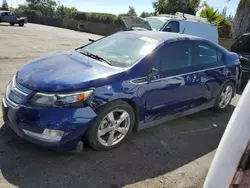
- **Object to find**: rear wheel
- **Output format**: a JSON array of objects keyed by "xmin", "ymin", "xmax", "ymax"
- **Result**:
[
  {"xmin": 18, "ymin": 21, "xmax": 24, "ymax": 27},
  {"xmin": 214, "ymin": 82, "xmax": 234, "ymax": 112},
  {"xmin": 84, "ymin": 100, "xmax": 135, "ymax": 150},
  {"xmin": 10, "ymin": 23, "xmax": 15, "ymax": 26}
]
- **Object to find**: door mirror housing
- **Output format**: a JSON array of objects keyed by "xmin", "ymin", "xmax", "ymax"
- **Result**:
[
  {"xmin": 148, "ymin": 68, "xmax": 161, "ymax": 81},
  {"xmin": 164, "ymin": 27, "xmax": 172, "ymax": 32}
]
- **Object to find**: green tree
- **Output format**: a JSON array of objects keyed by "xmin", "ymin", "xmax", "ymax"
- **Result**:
[
  {"xmin": 25, "ymin": 0, "xmax": 57, "ymax": 17},
  {"xmin": 140, "ymin": 11, "xmax": 151, "ymax": 18},
  {"xmin": 1, "ymin": 0, "xmax": 9, "ymax": 10},
  {"xmin": 56, "ymin": 5, "xmax": 77, "ymax": 19},
  {"xmin": 152, "ymin": 0, "xmax": 200, "ymax": 15},
  {"xmin": 200, "ymin": 4, "xmax": 219, "ymax": 24},
  {"xmin": 127, "ymin": 6, "xmax": 137, "ymax": 16},
  {"xmin": 200, "ymin": 3, "xmax": 231, "ymax": 27}
]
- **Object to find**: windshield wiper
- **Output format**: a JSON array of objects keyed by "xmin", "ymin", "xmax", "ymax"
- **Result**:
[{"xmin": 77, "ymin": 49, "xmax": 113, "ymax": 66}]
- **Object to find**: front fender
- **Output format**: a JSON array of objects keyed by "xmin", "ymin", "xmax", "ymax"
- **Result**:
[{"xmin": 85, "ymin": 80, "xmax": 148, "ymax": 122}]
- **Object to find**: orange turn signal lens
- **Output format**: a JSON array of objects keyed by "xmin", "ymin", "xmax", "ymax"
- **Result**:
[
  {"xmin": 77, "ymin": 94, "xmax": 86, "ymax": 101},
  {"xmin": 76, "ymin": 90, "xmax": 93, "ymax": 101}
]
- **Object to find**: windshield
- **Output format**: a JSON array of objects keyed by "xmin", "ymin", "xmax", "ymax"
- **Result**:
[
  {"xmin": 78, "ymin": 32, "xmax": 159, "ymax": 68},
  {"xmin": 145, "ymin": 17, "xmax": 167, "ymax": 31}
]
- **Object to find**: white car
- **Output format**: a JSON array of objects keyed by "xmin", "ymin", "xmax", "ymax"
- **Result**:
[
  {"xmin": 145, "ymin": 12, "xmax": 219, "ymax": 44},
  {"xmin": 204, "ymin": 81, "xmax": 250, "ymax": 187}
]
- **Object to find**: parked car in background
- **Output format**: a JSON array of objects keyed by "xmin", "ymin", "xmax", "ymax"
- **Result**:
[
  {"xmin": 231, "ymin": 33, "xmax": 250, "ymax": 90},
  {"xmin": 0, "ymin": 11, "xmax": 27, "ymax": 26},
  {"xmin": 119, "ymin": 12, "xmax": 218, "ymax": 43},
  {"xmin": 2, "ymin": 31, "xmax": 240, "ymax": 151}
]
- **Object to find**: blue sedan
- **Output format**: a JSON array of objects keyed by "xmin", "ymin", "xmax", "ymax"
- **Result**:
[{"xmin": 2, "ymin": 31, "xmax": 241, "ymax": 151}]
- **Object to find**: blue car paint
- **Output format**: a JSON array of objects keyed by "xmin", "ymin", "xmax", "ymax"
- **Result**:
[
  {"xmin": 17, "ymin": 50, "xmax": 125, "ymax": 92},
  {"xmin": 6, "ymin": 104, "xmax": 96, "ymax": 150},
  {"xmin": 2, "ymin": 31, "xmax": 240, "ymax": 150}
]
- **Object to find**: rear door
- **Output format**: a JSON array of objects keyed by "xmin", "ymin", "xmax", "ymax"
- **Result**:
[
  {"xmin": 145, "ymin": 40, "xmax": 205, "ymax": 122},
  {"xmin": 193, "ymin": 41, "xmax": 228, "ymax": 103}
]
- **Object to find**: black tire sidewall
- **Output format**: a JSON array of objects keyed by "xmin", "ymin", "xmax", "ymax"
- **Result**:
[
  {"xmin": 85, "ymin": 100, "xmax": 135, "ymax": 150},
  {"xmin": 19, "ymin": 21, "xmax": 24, "ymax": 26},
  {"xmin": 214, "ymin": 82, "xmax": 234, "ymax": 112}
]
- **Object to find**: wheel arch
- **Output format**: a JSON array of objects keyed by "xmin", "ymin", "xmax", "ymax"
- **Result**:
[{"xmin": 118, "ymin": 98, "xmax": 140, "ymax": 131}]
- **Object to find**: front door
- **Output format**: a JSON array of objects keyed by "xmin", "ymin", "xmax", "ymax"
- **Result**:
[{"xmin": 145, "ymin": 40, "xmax": 204, "ymax": 123}]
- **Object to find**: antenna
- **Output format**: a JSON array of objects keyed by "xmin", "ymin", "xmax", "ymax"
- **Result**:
[{"xmin": 175, "ymin": 12, "xmax": 209, "ymax": 24}]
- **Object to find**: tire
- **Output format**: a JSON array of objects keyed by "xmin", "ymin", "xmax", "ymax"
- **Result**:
[
  {"xmin": 213, "ymin": 82, "xmax": 235, "ymax": 112},
  {"xmin": 18, "ymin": 21, "xmax": 24, "ymax": 27},
  {"xmin": 84, "ymin": 100, "xmax": 135, "ymax": 150},
  {"xmin": 10, "ymin": 23, "xmax": 15, "ymax": 26}
]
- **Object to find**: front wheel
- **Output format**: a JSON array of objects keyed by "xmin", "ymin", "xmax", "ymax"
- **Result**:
[
  {"xmin": 214, "ymin": 82, "xmax": 234, "ymax": 112},
  {"xmin": 84, "ymin": 100, "xmax": 135, "ymax": 150}
]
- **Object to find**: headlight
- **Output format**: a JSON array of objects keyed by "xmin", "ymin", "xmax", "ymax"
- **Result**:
[{"xmin": 29, "ymin": 90, "xmax": 93, "ymax": 107}]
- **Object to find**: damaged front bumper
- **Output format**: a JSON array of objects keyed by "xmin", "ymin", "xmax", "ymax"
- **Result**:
[{"xmin": 2, "ymin": 97, "xmax": 97, "ymax": 150}]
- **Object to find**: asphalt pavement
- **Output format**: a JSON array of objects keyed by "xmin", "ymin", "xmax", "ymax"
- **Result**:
[{"xmin": 0, "ymin": 23, "xmax": 240, "ymax": 188}]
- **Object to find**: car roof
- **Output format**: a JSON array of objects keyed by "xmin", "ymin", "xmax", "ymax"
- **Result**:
[{"xmin": 124, "ymin": 31, "xmax": 203, "ymax": 43}]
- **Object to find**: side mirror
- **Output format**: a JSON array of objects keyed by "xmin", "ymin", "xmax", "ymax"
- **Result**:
[
  {"xmin": 148, "ymin": 68, "xmax": 161, "ymax": 80},
  {"xmin": 88, "ymin": 38, "xmax": 95, "ymax": 42},
  {"xmin": 164, "ymin": 27, "xmax": 171, "ymax": 32}
]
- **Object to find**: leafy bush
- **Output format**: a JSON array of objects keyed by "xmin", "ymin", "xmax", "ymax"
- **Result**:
[
  {"xmin": 19, "ymin": 9, "xmax": 42, "ymax": 17},
  {"xmin": 72, "ymin": 11, "xmax": 87, "ymax": 20},
  {"xmin": 72, "ymin": 12, "xmax": 117, "ymax": 23}
]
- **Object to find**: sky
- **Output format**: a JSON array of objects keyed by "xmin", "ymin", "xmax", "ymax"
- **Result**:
[{"xmin": 1, "ymin": 0, "xmax": 239, "ymax": 16}]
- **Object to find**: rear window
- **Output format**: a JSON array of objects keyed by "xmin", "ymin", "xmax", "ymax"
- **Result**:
[{"xmin": 197, "ymin": 43, "xmax": 225, "ymax": 67}]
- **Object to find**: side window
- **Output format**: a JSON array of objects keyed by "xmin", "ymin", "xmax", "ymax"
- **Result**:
[
  {"xmin": 153, "ymin": 41, "xmax": 193, "ymax": 76},
  {"xmin": 163, "ymin": 21, "xmax": 179, "ymax": 33},
  {"xmin": 197, "ymin": 42, "xmax": 225, "ymax": 68}
]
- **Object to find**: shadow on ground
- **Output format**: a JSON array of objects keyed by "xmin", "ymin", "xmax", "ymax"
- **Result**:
[
  {"xmin": 0, "ymin": 24, "xmax": 23, "ymax": 27},
  {"xmin": 0, "ymin": 107, "xmax": 234, "ymax": 188}
]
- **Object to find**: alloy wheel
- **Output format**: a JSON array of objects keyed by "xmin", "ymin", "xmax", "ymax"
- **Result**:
[
  {"xmin": 219, "ymin": 85, "xmax": 233, "ymax": 109},
  {"xmin": 97, "ymin": 109, "xmax": 131, "ymax": 146}
]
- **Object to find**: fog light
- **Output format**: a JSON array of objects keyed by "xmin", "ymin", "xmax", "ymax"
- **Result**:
[{"xmin": 23, "ymin": 129, "xmax": 64, "ymax": 143}]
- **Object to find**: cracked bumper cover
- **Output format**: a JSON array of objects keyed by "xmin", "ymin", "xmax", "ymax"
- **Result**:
[{"xmin": 2, "ymin": 97, "xmax": 97, "ymax": 150}]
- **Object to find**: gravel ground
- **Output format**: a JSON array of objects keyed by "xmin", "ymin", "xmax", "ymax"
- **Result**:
[{"xmin": 0, "ymin": 23, "xmax": 240, "ymax": 188}]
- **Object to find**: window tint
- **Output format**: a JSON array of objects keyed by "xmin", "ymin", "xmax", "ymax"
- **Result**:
[
  {"xmin": 153, "ymin": 41, "xmax": 193, "ymax": 76},
  {"xmin": 197, "ymin": 43, "xmax": 224, "ymax": 67},
  {"xmin": 163, "ymin": 21, "xmax": 179, "ymax": 33}
]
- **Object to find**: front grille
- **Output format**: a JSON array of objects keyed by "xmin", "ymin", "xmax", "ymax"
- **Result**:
[{"xmin": 6, "ymin": 76, "xmax": 32, "ymax": 107}]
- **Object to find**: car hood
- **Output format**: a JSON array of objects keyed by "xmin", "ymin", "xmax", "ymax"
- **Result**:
[
  {"xmin": 16, "ymin": 50, "xmax": 124, "ymax": 92},
  {"xmin": 119, "ymin": 16, "xmax": 152, "ymax": 31}
]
